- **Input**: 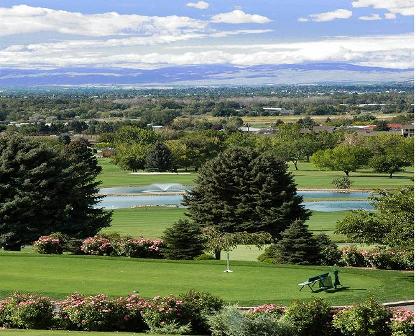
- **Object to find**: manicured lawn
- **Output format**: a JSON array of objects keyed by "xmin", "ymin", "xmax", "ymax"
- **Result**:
[
  {"xmin": 97, "ymin": 158, "xmax": 196, "ymax": 187},
  {"xmin": 0, "ymin": 253, "xmax": 412, "ymax": 306},
  {"xmin": 0, "ymin": 331, "xmax": 156, "ymax": 336},
  {"xmin": 98, "ymin": 158, "xmax": 413, "ymax": 190},
  {"xmin": 103, "ymin": 207, "xmax": 349, "ymax": 243}
]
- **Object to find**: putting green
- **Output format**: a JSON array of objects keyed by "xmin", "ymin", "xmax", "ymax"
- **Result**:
[{"xmin": 0, "ymin": 253, "xmax": 412, "ymax": 306}]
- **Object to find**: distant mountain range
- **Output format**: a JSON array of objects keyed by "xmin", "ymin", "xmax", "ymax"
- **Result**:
[{"xmin": 0, "ymin": 63, "xmax": 413, "ymax": 87}]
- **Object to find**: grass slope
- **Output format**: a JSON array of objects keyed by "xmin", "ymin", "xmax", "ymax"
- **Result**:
[
  {"xmin": 103, "ymin": 207, "xmax": 349, "ymax": 243},
  {"xmin": 0, "ymin": 253, "xmax": 412, "ymax": 306},
  {"xmin": 98, "ymin": 159, "xmax": 413, "ymax": 190}
]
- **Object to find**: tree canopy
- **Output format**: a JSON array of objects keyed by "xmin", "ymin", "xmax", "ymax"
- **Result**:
[
  {"xmin": 183, "ymin": 147, "xmax": 310, "ymax": 239},
  {"xmin": 336, "ymin": 187, "xmax": 413, "ymax": 249},
  {"xmin": 0, "ymin": 134, "xmax": 111, "ymax": 250}
]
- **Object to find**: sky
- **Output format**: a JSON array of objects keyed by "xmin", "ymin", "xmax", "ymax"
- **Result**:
[{"xmin": 0, "ymin": 0, "xmax": 413, "ymax": 70}]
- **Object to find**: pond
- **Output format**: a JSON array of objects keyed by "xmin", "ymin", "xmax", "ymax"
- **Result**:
[{"xmin": 98, "ymin": 187, "xmax": 372, "ymax": 212}]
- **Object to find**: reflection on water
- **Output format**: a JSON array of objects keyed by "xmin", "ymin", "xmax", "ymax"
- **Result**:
[{"xmin": 98, "ymin": 194, "xmax": 372, "ymax": 211}]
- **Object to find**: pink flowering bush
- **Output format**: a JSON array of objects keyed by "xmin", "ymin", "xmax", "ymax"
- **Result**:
[
  {"xmin": 339, "ymin": 245, "xmax": 366, "ymax": 267},
  {"xmin": 391, "ymin": 308, "xmax": 414, "ymax": 336},
  {"xmin": 33, "ymin": 235, "xmax": 64, "ymax": 254},
  {"xmin": 339, "ymin": 246, "xmax": 413, "ymax": 270},
  {"xmin": 119, "ymin": 238, "xmax": 164, "ymax": 259},
  {"xmin": 141, "ymin": 295, "xmax": 190, "ymax": 334},
  {"xmin": 113, "ymin": 294, "xmax": 149, "ymax": 331},
  {"xmin": 81, "ymin": 236, "xmax": 113, "ymax": 256},
  {"xmin": 247, "ymin": 304, "xmax": 285, "ymax": 316},
  {"xmin": 0, "ymin": 293, "xmax": 54, "ymax": 329}
]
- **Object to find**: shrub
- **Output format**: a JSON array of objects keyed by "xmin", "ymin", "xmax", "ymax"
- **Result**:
[
  {"xmin": 363, "ymin": 248, "xmax": 414, "ymax": 270},
  {"xmin": 113, "ymin": 294, "xmax": 149, "ymax": 332},
  {"xmin": 141, "ymin": 295, "xmax": 190, "ymax": 334},
  {"xmin": 162, "ymin": 219, "xmax": 205, "ymax": 260},
  {"xmin": 0, "ymin": 293, "xmax": 54, "ymax": 329},
  {"xmin": 332, "ymin": 176, "xmax": 352, "ymax": 190},
  {"xmin": 194, "ymin": 253, "xmax": 215, "ymax": 260},
  {"xmin": 283, "ymin": 298, "xmax": 332, "ymax": 336},
  {"xmin": 119, "ymin": 238, "xmax": 164, "ymax": 258},
  {"xmin": 208, "ymin": 305, "xmax": 294, "ymax": 336},
  {"xmin": 57, "ymin": 294, "xmax": 119, "ymax": 331},
  {"xmin": 391, "ymin": 308, "xmax": 414, "ymax": 336},
  {"xmin": 247, "ymin": 304, "xmax": 285, "ymax": 316},
  {"xmin": 33, "ymin": 235, "xmax": 64, "ymax": 254},
  {"xmin": 180, "ymin": 290, "xmax": 224, "ymax": 334},
  {"xmin": 258, "ymin": 244, "xmax": 280, "ymax": 263},
  {"xmin": 315, "ymin": 234, "xmax": 342, "ymax": 266},
  {"xmin": 81, "ymin": 236, "xmax": 113, "ymax": 256},
  {"xmin": 339, "ymin": 245, "xmax": 366, "ymax": 267},
  {"xmin": 64, "ymin": 239, "xmax": 84, "ymax": 255},
  {"xmin": 332, "ymin": 298, "xmax": 392, "ymax": 336},
  {"xmin": 276, "ymin": 220, "xmax": 320, "ymax": 265}
]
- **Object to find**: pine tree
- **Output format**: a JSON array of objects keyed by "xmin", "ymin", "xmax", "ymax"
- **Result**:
[
  {"xmin": 276, "ymin": 220, "xmax": 319, "ymax": 265},
  {"xmin": 145, "ymin": 141, "xmax": 174, "ymax": 172},
  {"xmin": 0, "ymin": 134, "xmax": 110, "ymax": 250},
  {"xmin": 183, "ymin": 147, "xmax": 310, "ymax": 238},
  {"xmin": 162, "ymin": 219, "xmax": 205, "ymax": 260},
  {"xmin": 55, "ymin": 139, "xmax": 112, "ymax": 238}
]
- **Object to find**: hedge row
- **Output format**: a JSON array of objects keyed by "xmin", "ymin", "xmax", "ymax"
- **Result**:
[
  {"xmin": 0, "ymin": 293, "xmax": 413, "ymax": 335},
  {"xmin": 34, "ymin": 234, "xmax": 164, "ymax": 259}
]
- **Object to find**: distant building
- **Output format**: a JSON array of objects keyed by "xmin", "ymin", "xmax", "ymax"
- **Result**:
[{"xmin": 262, "ymin": 107, "xmax": 295, "ymax": 115}]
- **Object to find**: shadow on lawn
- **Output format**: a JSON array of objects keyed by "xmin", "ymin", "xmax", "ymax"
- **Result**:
[{"xmin": 312, "ymin": 286, "xmax": 366, "ymax": 294}]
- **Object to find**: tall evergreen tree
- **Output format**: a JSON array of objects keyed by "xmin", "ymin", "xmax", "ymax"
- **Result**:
[
  {"xmin": 276, "ymin": 220, "xmax": 319, "ymax": 265},
  {"xmin": 145, "ymin": 141, "xmax": 174, "ymax": 172},
  {"xmin": 162, "ymin": 219, "xmax": 205, "ymax": 260},
  {"xmin": 55, "ymin": 139, "xmax": 112, "ymax": 238},
  {"xmin": 0, "ymin": 135, "xmax": 110, "ymax": 250},
  {"xmin": 183, "ymin": 147, "xmax": 310, "ymax": 239}
]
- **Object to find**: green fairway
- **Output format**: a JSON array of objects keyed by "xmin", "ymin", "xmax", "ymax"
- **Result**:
[
  {"xmin": 0, "ymin": 331, "xmax": 155, "ymax": 336},
  {"xmin": 98, "ymin": 158, "xmax": 413, "ymax": 190},
  {"xmin": 98, "ymin": 158, "xmax": 196, "ymax": 187},
  {"xmin": 103, "ymin": 207, "xmax": 349, "ymax": 244},
  {"xmin": 0, "ymin": 253, "xmax": 412, "ymax": 306}
]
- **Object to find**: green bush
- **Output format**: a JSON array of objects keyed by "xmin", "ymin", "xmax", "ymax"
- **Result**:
[
  {"xmin": 141, "ymin": 295, "xmax": 190, "ymax": 334},
  {"xmin": 257, "ymin": 244, "xmax": 280, "ymax": 263},
  {"xmin": 275, "ymin": 220, "xmax": 320, "ymax": 265},
  {"xmin": 180, "ymin": 290, "xmax": 224, "ymax": 334},
  {"xmin": 315, "ymin": 234, "xmax": 342, "ymax": 266},
  {"xmin": 0, "ymin": 293, "xmax": 54, "ymax": 329},
  {"xmin": 208, "ymin": 305, "xmax": 295, "ymax": 336},
  {"xmin": 283, "ymin": 298, "xmax": 332, "ymax": 336},
  {"xmin": 339, "ymin": 245, "xmax": 366, "ymax": 267},
  {"xmin": 194, "ymin": 253, "xmax": 215, "ymax": 260},
  {"xmin": 332, "ymin": 298, "xmax": 392, "ymax": 336},
  {"xmin": 162, "ymin": 219, "xmax": 205, "ymax": 260}
]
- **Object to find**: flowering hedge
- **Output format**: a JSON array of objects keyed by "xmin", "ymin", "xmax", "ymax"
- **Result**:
[
  {"xmin": 339, "ymin": 246, "xmax": 413, "ymax": 270},
  {"xmin": 81, "ymin": 236, "xmax": 113, "ymax": 256},
  {"xmin": 0, "ymin": 293, "xmax": 54, "ymax": 329},
  {"xmin": 118, "ymin": 238, "xmax": 164, "ymax": 259},
  {"xmin": 33, "ymin": 235, "xmax": 64, "ymax": 254},
  {"xmin": 0, "ymin": 293, "xmax": 413, "ymax": 335}
]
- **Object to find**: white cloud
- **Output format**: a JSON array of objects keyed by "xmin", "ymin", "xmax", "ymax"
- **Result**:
[
  {"xmin": 211, "ymin": 10, "xmax": 271, "ymax": 24},
  {"xmin": 0, "ymin": 33, "xmax": 412, "ymax": 70},
  {"xmin": 300, "ymin": 9, "xmax": 352, "ymax": 22},
  {"xmin": 385, "ymin": 13, "xmax": 397, "ymax": 19},
  {"xmin": 0, "ymin": 5, "xmax": 207, "ymax": 37},
  {"xmin": 359, "ymin": 13, "xmax": 382, "ymax": 20},
  {"xmin": 352, "ymin": 0, "xmax": 413, "ymax": 16},
  {"xmin": 186, "ymin": 1, "xmax": 209, "ymax": 10}
]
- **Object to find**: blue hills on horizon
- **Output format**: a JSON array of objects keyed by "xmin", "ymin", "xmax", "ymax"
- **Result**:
[{"xmin": 0, "ymin": 62, "xmax": 413, "ymax": 87}]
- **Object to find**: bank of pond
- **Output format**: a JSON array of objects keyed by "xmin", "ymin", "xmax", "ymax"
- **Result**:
[{"xmin": 98, "ymin": 186, "xmax": 372, "ymax": 212}]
